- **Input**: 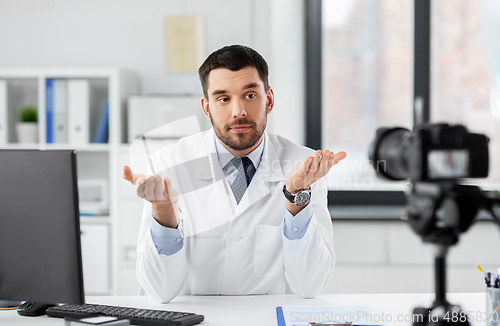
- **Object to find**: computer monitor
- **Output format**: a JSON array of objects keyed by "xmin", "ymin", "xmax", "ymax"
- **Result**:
[{"xmin": 0, "ymin": 150, "xmax": 84, "ymax": 305}]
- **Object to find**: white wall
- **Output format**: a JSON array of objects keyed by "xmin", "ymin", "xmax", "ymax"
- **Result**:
[
  {"xmin": 326, "ymin": 220, "xmax": 500, "ymax": 294},
  {"xmin": 0, "ymin": 0, "xmax": 308, "ymax": 296},
  {"xmin": 268, "ymin": 0, "xmax": 305, "ymax": 148},
  {"xmin": 0, "ymin": 0, "xmax": 306, "ymax": 144},
  {"xmin": 2, "ymin": 1, "xmax": 497, "ymax": 296}
]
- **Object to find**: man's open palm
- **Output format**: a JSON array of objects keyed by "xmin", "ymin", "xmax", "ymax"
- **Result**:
[{"xmin": 285, "ymin": 150, "xmax": 347, "ymax": 192}]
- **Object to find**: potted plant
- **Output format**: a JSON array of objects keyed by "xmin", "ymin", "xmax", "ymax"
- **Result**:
[{"xmin": 16, "ymin": 105, "xmax": 38, "ymax": 144}]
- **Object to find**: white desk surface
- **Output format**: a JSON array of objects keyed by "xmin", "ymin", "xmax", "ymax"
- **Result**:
[{"xmin": 0, "ymin": 293, "xmax": 487, "ymax": 326}]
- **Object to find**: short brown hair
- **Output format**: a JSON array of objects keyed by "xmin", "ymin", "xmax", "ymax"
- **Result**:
[{"xmin": 198, "ymin": 45, "xmax": 269, "ymax": 98}]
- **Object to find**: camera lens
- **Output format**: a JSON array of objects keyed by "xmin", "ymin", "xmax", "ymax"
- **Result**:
[
  {"xmin": 369, "ymin": 123, "xmax": 489, "ymax": 182},
  {"xmin": 369, "ymin": 127, "xmax": 411, "ymax": 180}
]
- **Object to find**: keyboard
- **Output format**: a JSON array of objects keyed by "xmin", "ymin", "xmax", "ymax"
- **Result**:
[{"xmin": 46, "ymin": 303, "xmax": 204, "ymax": 326}]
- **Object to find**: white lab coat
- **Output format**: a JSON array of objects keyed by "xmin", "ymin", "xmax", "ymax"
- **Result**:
[{"xmin": 136, "ymin": 128, "xmax": 335, "ymax": 303}]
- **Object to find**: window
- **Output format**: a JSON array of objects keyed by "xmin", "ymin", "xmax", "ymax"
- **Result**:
[
  {"xmin": 321, "ymin": 0, "xmax": 413, "ymax": 191},
  {"xmin": 431, "ymin": 0, "xmax": 500, "ymax": 188}
]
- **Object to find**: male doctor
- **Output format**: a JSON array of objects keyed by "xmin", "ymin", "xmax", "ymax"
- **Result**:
[{"xmin": 123, "ymin": 45, "xmax": 347, "ymax": 303}]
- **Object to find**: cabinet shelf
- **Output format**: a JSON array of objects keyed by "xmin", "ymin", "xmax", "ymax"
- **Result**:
[
  {"xmin": 80, "ymin": 216, "xmax": 111, "ymax": 224},
  {"xmin": 0, "ymin": 67, "xmax": 140, "ymax": 296},
  {"xmin": 1, "ymin": 143, "xmax": 111, "ymax": 152}
]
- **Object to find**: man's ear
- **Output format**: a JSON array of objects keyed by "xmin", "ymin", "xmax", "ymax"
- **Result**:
[
  {"xmin": 266, "ymin": 87, "xmax": 275, "ymax": 114},
  {"xmin": 200, "ymin": 96, "xmax": 211, "ymax": 121}
]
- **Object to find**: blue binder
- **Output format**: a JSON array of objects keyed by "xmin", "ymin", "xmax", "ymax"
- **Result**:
[
  {"xmin": 276, "ymin": 306, "xmax": 286, "ymax": 326},
  {"xmin": 93, "ymin": 101, "xmax": 109, "ymax": 143},
  {"xmin": 45, "ymin": 79, "xmax": 54, "ymax": 143}
]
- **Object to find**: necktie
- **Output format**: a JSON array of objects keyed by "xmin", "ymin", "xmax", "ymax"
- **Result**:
[
  {"xmin": 224, "ymin": 156, "xmax": 255, "ymax": 204},
  {"xmin": 241, "ymin": 156, "xmax": 255, "ymax": 186}
]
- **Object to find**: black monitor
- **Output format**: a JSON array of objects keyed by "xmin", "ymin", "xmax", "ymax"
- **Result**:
[{"xmin": 0, "ymin": 150, "xmax": 84, "ymax": 305}]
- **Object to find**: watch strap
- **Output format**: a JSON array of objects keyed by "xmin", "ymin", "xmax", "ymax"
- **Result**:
[
  {"xmin": 283, "ymin": 185, "xmax": 295, "ymax": 203},
  {"xmin": 283, "ymin": 185, "xmax": 311, "ymax": 205}
]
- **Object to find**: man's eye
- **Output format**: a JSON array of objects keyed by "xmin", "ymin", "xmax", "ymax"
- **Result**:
[
  {"xmin": 246, "ymin": 94, "xmax": 256, "ymax": 99},
  {"xmin": 218, "ymin": 97, "xmax": 229, "ymax": 103}
]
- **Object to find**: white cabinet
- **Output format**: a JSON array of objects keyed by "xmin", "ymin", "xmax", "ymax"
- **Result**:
[
  {"xmin": 113, "ymin": 147, "xmax": 144, "ymax": 295},
  {"xmin": 0, "ymin": 67, "xmax": 140, "ymax": 295},
  {"xmin": 80, "ymin": 223, "xmax": 110, "ymax": 295}
]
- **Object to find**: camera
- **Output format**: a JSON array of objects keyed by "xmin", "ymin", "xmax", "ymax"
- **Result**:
[
  {"xmin": 368, "ymin": 123, "xmax": 499, "ymax": 326},
  {"xmin": 368, "ymin": 123, "xmax": 489, "ymax": 181}
]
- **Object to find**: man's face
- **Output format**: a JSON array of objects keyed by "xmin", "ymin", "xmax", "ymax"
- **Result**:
[{"xmin": 201, "ymin": 66, "xmax": 274, "ymax": 155}]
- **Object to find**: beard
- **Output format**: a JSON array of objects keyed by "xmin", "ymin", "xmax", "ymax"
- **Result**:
[{"xmin": 209, "ymin": 109, "xmax": 267, "ymax": 151}]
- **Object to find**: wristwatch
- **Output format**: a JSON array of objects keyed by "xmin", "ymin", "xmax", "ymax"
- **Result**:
[{"xmin": 283, "ymin": 185, "xmax": 311, "ymax": 206}]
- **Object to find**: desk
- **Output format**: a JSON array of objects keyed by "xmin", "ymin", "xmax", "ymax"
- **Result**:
[{"xmin": 0, "ymin": 293, "xmax": 487, "ymax": 326}]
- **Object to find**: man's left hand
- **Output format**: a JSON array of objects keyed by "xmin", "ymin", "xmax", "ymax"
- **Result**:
[{"xmin": 285, "ymin": 149, "xmax": 347, "ymax": 194}]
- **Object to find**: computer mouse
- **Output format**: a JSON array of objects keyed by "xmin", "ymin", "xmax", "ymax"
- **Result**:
[{"xmin": 17, "ymin": 301, "xmax": 57, "ymax": 317}]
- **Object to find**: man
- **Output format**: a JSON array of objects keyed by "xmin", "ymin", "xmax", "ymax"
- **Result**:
[{"xmin": 123, "ymin": 45, "xmax": 346, "ymax": 303}]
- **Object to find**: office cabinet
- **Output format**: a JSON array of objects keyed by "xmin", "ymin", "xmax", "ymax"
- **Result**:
[
  {"xmin": 0, "ymin": 67, "xmax": 140, "ymax": 295},
  {"xmin": 80, "ymin": 223, "xmax": 110, "ymax": 294}
]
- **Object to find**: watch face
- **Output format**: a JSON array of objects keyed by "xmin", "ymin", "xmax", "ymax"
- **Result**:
[{"xmin": 295, "ymin": 191, "xmax": 310, "ymax": 206}]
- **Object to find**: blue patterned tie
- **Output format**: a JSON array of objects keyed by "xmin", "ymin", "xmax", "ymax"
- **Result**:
[
  {"xmin": 225, "ymin": 157, "xmax": 255, "ymax": 204},
  {"xmin": 241, "ymin": 156, "xmax": 255, "ymax": 186}
]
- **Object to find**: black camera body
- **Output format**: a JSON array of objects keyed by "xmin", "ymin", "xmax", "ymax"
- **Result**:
[
  {"xmin": 369, "ymin": 123, "xmax": 489, "ymax": 181},
  {"xmin": 369, "ymin": 123, "xmax": 499, "ymax": 326}
]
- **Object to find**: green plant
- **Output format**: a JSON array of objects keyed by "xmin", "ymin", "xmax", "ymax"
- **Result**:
[{"xmin": 19, "ymin": 105, "xmax": 38, "ymax": 123}]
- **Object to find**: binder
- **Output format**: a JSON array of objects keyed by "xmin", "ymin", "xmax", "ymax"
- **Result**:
[
  {"xmin": 276, "ymin": 306, "xmax": 286, "ymax": 326},
  {"xmin": 93, "ymin": 101, "xmax": 109, "ymax": 143},
  {"xmin": 0, "ymin": 80, "xmax": 7, "ymax": 145},
  {"xmin": 67, "ymin": 80, "xmax": 89, "ymax": 145},
  {"xmin": 46, "ymin": 79, "xmax": 54, "ymax": 143},
  {"xmin": 53, "ymin": 80, "xmax": 68, "ymax": 143}
]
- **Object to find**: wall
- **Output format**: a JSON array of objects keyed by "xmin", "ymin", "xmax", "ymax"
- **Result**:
[
  {"xmin": 0, "ymin": 0, "xmax": 305, "ymax": 144},
  {"xmin": 0, "ymin": 0, "xmax": 307, "ymax": 295},
  {"xmin": 326, "ymin": 220, "xmax": 500, "ymax": 294},
  {"xmin": 2, "ymin": 0, "xmax": 496, "ymax": 296}
]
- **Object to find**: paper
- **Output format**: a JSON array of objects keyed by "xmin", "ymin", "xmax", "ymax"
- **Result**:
[
  {"xmin": 165, "ymin": 15, "xmax": 205, "ymax": 73},
  {"xmin": 80, "ymin": 316, "xmax": 118, "ymax": 323},
  {"xmin": 279, "ymin": 305, "xmax": 382, "ymax": 326}
]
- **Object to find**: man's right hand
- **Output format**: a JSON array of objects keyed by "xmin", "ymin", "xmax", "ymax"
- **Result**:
[{"xmin": 123, "ymin": 165, "xmax": 180, "ymax": 229}]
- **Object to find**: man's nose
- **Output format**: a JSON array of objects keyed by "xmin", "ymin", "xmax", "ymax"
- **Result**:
[{"xmin": 231, "ymin": 100, "xmax": 247, "ymax": 118}]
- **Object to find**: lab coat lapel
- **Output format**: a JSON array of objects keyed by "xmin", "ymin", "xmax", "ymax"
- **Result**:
[
  {"xmin": 234, "ymin": 132, "xmax": 285, "ymax": 217},
  {"xmin": 195, "ymin": 128, "xmax": 236, "ymax": 215}
]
